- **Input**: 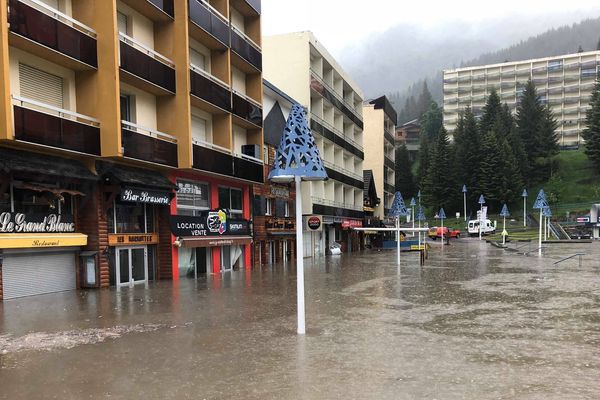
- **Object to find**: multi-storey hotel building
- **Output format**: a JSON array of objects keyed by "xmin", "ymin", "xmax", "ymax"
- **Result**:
[
  {"xmin": 0, "ymin": 0, "xmax": 263, "ymax": 300},
  {"xmin": 443, "ymin": 50, "xmax": 600, "ymax": 147},
  {"xmin": 362, "ymin": 96, "xmax": 397, "ymax": 220},
  {"xmin": 263, "ymin": 31, "xmax": 365, "ymax": 255}
]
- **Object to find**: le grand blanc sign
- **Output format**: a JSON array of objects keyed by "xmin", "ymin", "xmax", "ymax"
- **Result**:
[
  {"xmin": 169, "ymin": 210, "xmax": 250, "ymax": 237},
  {"xmin": 0, "ymin": 212, "xmax": 75, "ymax": 233}
]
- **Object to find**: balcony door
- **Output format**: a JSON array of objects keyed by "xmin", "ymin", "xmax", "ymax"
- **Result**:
[{"xmin": 120, "ymin": 94, "xmax": 132, "ymax": 122}]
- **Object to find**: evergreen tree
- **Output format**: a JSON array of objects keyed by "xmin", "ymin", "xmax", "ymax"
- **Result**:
[
  {"xmin": 497, "ymin": 136, "xmax": 524, "ymax": 204},
  {"xmin": 453, "ymin": 108, "xmax": 481, "ymax": 206},
  {"xmin": 537, "ymin": 104, "xmax": 560, "ymax": 179},
  {"xmin": 479, "ymin": 89, "xmax": 502, "ymax": 135},
  {"xmin": 420, "ymin": 102, "xmax": 443, "ymax": 141},
  {"xmin": 416, "ymin": 138, "xmax": 429, "ymax": 189},
  {"xmin": 423, "ymin": 127, "xmax": 454, "ymax": 209},
  {"xmin": 516, "ymin": 79, "xmax": 543, "ymax": 183},
  {"xmin": 477, "ymin": 130, "xmax": 504, "ymax": 208},
  {"xmin": 416, "ymin": 81, "xmax": 433, "ymax": 117},
  {"xmin": 582, "ymin": 74, "xmax": 600, "ymax": 171},
  {"xmin": 395, "ymin": 144, "xmax": 416, "ymax": 197},
  {"xmin": 496, "ymin": 104, "xmax": 528, "ymax": 183}
]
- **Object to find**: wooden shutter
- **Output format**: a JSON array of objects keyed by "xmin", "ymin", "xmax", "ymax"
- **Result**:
[{"xmin": 19, "ymin": 63, "xmax": 64, "ymax": 108}]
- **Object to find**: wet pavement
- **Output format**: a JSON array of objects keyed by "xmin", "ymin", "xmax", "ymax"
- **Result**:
[{"xmin": 1, "ymin": 239, "xmax": 600, "ymax": 399}]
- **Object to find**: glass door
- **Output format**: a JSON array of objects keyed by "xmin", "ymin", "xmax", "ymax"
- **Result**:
[{"xmin": 116, "ymin": 246, "xmax": 148, "ymax": 287}]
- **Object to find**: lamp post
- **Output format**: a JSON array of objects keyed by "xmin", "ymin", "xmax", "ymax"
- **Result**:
[
  {"xmin": 500, "ymin": 203, "xmax": 510, "ymax": 246},
  {"xmin": 478, "ymin": 194, "xmax": 486, "ymax": 241},
  {"xmin": 389, "ymin": 191, "xmax": 408, "ymax": 265},
  {"xmin": 462, "ymin": 185, "xmax": 467, "ymax": 222},
  {"xmin": 533, "ymin": 189, "xmax": 548, "ymax": 257},
  {"xmin": 522, "ymin": 189, "xmax": 528, "ymax": 227},
  {"xmin": 268, "ymin": 104, "xmax": 328, "ymax": 335},
  {"xmin": 416, "ymin": 205, "xmax": 426, "ymax": 249},
  {"xmin": 438, "ymin": 208, "xmax": 446, "ymax": 248},
  {"xmin": 543, "ymin": 206, "xmax": 552, "ymax": 240},
  {"xmin": 410, "ymin": 197, "xmax": 416, "ymax": 237}
]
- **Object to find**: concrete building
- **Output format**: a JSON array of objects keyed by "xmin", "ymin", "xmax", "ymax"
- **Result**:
[
  {"xmin": 362, "ymin": 96, "xmax": 397, "ymax": 219},
  {"xmin": 443, "ymin": 50, "xmax": 600, "ymax": 147},
  {"xmin": 263, "ymin": 31, "xmax": 365, "ymax": 255},
  {"xmin": 395, "ymin": 119, "xmax": 420, "ymax": 162},
  {"xmin": 0, "ymin": 0, "xmax": 263, "ymax": 300}
]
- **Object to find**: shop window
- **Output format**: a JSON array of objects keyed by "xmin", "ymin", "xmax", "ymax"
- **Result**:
[
  {"xmin": 218, "ymin": 187, "xmax": 243, "ymax": 217},
  {"xmin": 7, "ymin": 186, "xmax": 73, "ymax": 216},
  {"xmin": 108, "ymin": 200, "xmax": 155, "ymax": 234},
  {"xmin": 177, "ymin": 180, "xmax": 210, "ymax": 216},
  {"xmin": 284, "ymin": 201, "xmax": 290, "ymax": 217}
]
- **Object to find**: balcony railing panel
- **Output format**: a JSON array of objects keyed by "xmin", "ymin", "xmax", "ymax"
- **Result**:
[
  {"xmin": 244, "ymin": 0, "xmax": 261, "ymax": 14},
  {"xmin": 188, "ymin": 0, "xmax": 230, "ymax": 47},
  {"xmin": 121, "ymin": 122, "xmax": 177, "ymax": 167},
  {"xmin": 13, "ymin": 99, "xmax": 100, "ymax": 155},
  {"xmin": 193, "ymin": 143, "xmax": 234, "ymax": 176},
  {"xmin": 232, "ymin": 91, "xmax": 262, "ymax": 126},
  {"xmin": 119, "ymin": 35, "xmax": 175, "ymax": 93},
  {"xmin": 9, "ymin": 0, "xmax": 97, "ymax": 67},
  {"xmin": 148, "ymin": 0, "xmax": 174, "ymax": 17},
  {"xmin": 190, "ymin": 67, "xmax": 231, "ymax": 111},
  {"xmin": 230, "ymin": 28, "xmax": 262, "ymax": 70},
  {"xmin": 233, "ymin": 155, "xmax": 263, "ymax": 183}
]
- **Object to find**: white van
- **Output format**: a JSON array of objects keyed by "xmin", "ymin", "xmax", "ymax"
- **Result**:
[{"xmin": 468, "ymin": 219, "xmax": 496, "ymax": 236}]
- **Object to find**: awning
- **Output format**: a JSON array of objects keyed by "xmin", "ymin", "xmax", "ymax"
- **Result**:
[
  {"xmin": 0, "ymin": 147, "xmax": 97, "ymax": 181},
  {"xmin": 96, "ymin": 161, "xmax": 176, "ymax": 190},
  {"xmin": 180, "ymin": 236, "xmax": 252, "ymax": 248},
  {"xmin": 0, "ymin": 233, "xmax": 88, "ymax": 249}
]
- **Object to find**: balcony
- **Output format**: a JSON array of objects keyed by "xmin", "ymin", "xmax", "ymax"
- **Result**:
[
  {"xmin": 232, "ymin": 91, "xmax": 262, "ymax": 127},
  {"xmin": 384, "ymin": 182, "xmax": 395, "ymax": 194},
  {"xmin": 8, "ymin": 0, "xmax": 97, "ymax": 69},
  {"xmin": 192, "ymin": 139, "xmax": 263, "ymax": 183},
  {"xmin": 188, "ymin": 0, "xmax": 230, "ymax": 48},
  {"xmin": 322, "ymin": 160, "xmax": 363, "ymax": 190},
  {"xmin": 12, "ymin": 95, "xmax": 100, "ymax": 155},
  {"xmin": 265, "ymin": 217, "xmax": 294, "ymax": 231},
  {"xmin": 190, "ymin": 64, "xmax": 231, "ymax": 112},
  {"xmin": 244, "ymin": 0, "xmax": 261, "ymax": 14},
  {"xmin": 119, "ymin": 33, "xmax": 176, "ymax": 94},
  {"xmin": 230, "ymin": 26, "xmax": 262, "ymax": 71},
  {"xmin": 310, "ymin": 70, "xmax": 363, "ymax": 128},
  {"xmin": 121, "ymin": 121, "xmax": 178, "ymax": 167},
  {"xmin": 121, "ymin": 0, "xmax": 174, "ymax": 21}
]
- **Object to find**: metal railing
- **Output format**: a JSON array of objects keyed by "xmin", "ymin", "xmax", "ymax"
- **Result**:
[
  {"xmin": 230, "ymin": 24, "xmax": 261, "ymax": 51},
  {"xmin": 12, "ymin": 95, "xmax": 99, "ymax": 127},
  {"xmin": 197, "ymin": 0, "xmax": 228, "ymax": 24},
  {"xmin": 233, "ymin": 151, "xmax": 263, "ymax": 164},
  {"xmin": 231, "ymin": 88, "xmax": 262, "ymax": 108},
  {"xmin": 119, "ymin": 32, "xmax": 175, "ymax": 68},
  {"xmin": 192, "ymin": 137, "xmax": 231, "ymax": 154},
  {"xmin": 311, "ymin": 196, "xmax": 362, "ymax": 211},
  {"xmin": 122, "ymin": 120, "xmax": 177, "ymax": 143},
  {"xmin": 19, "ymin": 0, "xmax": 97, "ymax": 37},
  {"xmin": 309, "ymin": 69, "xmax": 362, "ymax": 119},
  {"xmin": 554, "ymin": 253, "xmax": 585, "ymax": 267},
  {"xmin": 322, "ymin": 159, "xmax": 362, "ymax": 181},
  {"xmin": 190, "ymin": 63, "xmax": 229, "ymax": 89}
]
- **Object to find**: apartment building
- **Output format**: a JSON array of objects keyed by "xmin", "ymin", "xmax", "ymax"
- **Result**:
[
  {"xmin": 251, "ymin": 80, "xmax": 298, "ymax": 266},
  {"xmin": 443, "ymin": 50, "xmax": 600, "ymax": 147},
  {"xmin": 263, "ymin": 31, "xmax": 364, "ymax": 255},
  {"xmin": 362, "ymin": 96, "xmax": 397, "ymax": 220},
  {"xmin": 0, "ymin": 0, "xmax": 262, "ymax": 300}
]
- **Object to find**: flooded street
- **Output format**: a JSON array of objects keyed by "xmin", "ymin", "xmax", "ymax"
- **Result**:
[{"xmin": 2, "ymin": 239, "xmax": 600, "ymax": 399}]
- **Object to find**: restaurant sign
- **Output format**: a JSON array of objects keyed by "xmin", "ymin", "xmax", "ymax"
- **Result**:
[
  {"xmin": 121, "ymin": 187, "xmax": 171, "ymax": 205},
  {"xmin": 170, "ymin": 210, "xmax": 250, "ymax": 237},
  {"xmin": 0, "ymin": 212, "xmax": 75, "ymax": 233},
  {"xmin": 341, "ymin": 219, "xmax": 363, "ymax": 229},
  {"xmin": 108, "ymin": 233, "xmax": 159, "ymax": 246}
]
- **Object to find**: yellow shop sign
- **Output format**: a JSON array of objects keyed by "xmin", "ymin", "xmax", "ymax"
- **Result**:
[{"xmin": 0, "ymin": 233, "xmax": 88, "ymax": 249}]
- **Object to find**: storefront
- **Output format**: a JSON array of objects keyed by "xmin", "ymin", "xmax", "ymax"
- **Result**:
[
  {"xmin": 169, "ymin": 172, "xmax": 252, "ymax": 278},
  {"xmin": 96, "ymin": 162, "xmax": 175, "ymax": 288},
  {"xmin": 0, "ymin": 148, "xmax": 96, "ymax": 300}
]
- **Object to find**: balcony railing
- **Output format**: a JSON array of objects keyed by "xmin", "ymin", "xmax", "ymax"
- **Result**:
[
  {"xmin": 190, "ymin": 64, "xmax": 231, "ymax": 111},
  {"xmin": 12, "ymin": 95, "xmax": 100, "ymax": 155},
  {"xmin": 310, "ymin": 69, "xmax": 362, "ymax": 121},
  {"xmin": 230, "ymin": 25, "xmax": 262, "ymax": 71},
  {"xmin": 192, "ymin": 139, "xmax": 263, "ymax": 182},
  {"xmin": 244, "ymin": 0, "xmax": 261, "ymax": 14},
  {"xmin": 121, "ymin": 120, "xmax": 178, "ymax": 167},
  {"xmin": 232, "ymin": 90, "xmax": 262, "ymax": 126},
  {"xmin": 265, "ymin": 217, "xmax": 294, "ymax": 231},
  {"xmin": 311, "ymin": 196, "xmax": 363, "ymax": 212},
  {"xmin": 233, "ymin": 153, "xmax": 264, "ymax": 182},
  {"xmin": 119, "ymin": 33, "xmax": 176, "ymax": 93},
  {"xmin": 9, "ymin": 0, "xmax": 98, "ymax": 67},
  {"xmin": 147, "ymin": 0, "xmax": 174, "ymax": 17},
  {"xmin": 310, "ymin": 113, "xmax": 363, "ymax": 151},
  {"xmin": 322, "ymin": 159, "xmax": 362, "ymax": 181},
  {"xmin": 188, "ymin": 0, "xmax": 230, "ymax": 47}
]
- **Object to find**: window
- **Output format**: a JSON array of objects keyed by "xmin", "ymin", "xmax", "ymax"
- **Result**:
[
  {"xmin": 108, "ymin": 201, "xmax": 154, "ymax": 234},
  {"xmin": 284, "ymin": 201, "xmax": 290, "ymax": 217},
  {"xmin": 177, "ymin": 180, "xmax": 210, "ymax": 216},
  {"xmin": 265, "ymin": 198, "xmax": 272, "ymax": 216},
  {"xmin": 117, "ymin": 12, "xmax": 128, "ymax": 35},
  {"xmin": 120, "ymin": 94, "xmax": 133, "ymax": 122},
  {"xmin": 190, "ymin": 48, "xmax": 207, "ymax": 71},
  {"xmin": 218, "ymin": 187, "xmax": 243, "ymax": 217},
  {"xmin": 191, "ymin": 115, "xmax": 207, "ymax": 142},
  {"xmin": 231, "ymin": 66, "xmax": 246, "ymax": 94},
  {"xmin": 7, "ymin": 186, "xmax": 73, "ymax": 216},
  {"xmin": 19, "ymin": 63, "xmax": 64, "ymax": 108}
]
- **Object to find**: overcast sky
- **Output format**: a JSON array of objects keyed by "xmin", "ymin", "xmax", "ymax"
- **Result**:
[{"xmin": 262, "ymin": 0, "xmax": 600, "ymax": 57}]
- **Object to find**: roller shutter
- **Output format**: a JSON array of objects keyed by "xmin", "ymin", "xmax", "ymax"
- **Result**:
[
  {"xmin": 19, "ymin": 63, "xmax": 64, "ymax": 108},
  {"xmin": 2, "ymin": 251, "xmax": 76, "ymax": 299}
]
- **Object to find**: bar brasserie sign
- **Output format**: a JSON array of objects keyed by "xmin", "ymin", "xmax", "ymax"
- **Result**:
[
  {"xmin": 121, "ymin": 187, "xmax": 171, "ymax": 205},
  {"xmin": 0, "ymin": 212, "xmax": 75, "ymax": 233}
]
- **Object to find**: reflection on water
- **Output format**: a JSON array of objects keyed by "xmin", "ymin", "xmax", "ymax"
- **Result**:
[{"xmin": 1, "ymin": 239, "xmax": 600, "ymax": 399}]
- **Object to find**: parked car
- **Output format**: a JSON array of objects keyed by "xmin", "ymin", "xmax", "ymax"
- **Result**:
[
  {"xmin": 467, "ymin": 219, "xmax": 496, "ymax": 236},
  {"xmin": 328, "ymin": 242, "xmax": 342, "ymax": 255},
  {"xmin": 428, "ymin": 227, "xmax": 461, "ymax": 240}
]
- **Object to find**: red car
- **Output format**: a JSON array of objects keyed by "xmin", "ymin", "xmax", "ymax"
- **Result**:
[{"xmin": 428, "ymin": 227, "xmax": 461, "ymax": 240}]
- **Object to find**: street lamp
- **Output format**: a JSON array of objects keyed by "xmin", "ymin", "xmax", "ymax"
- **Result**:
[
  {"xmin": 522, "ymin": 189, "xmax": 528, "ymax": 227},
  {"xmin": 389, "ymin": 191, "xmax": 408, "ymax": 266},
  {"xmin": 478, "ymin": 194, "xmax": 486, "ymax": 241},
  {"xmin": 410, "ymin": 197, "xmax": 416, "ymax": 236},
  {"xmin": 416, "ymin": 205, "xmax": 426, "ymax": 249},
  {"xmin": 543, "ymin": 205, "xmax": 552, "ymax": 240},
  {"xmin": 268, "ymin": 103, "xmax": 328, "ymax": 335},
  {"xmin": 438, "ymin": 208, "xmax": 446, "ymax": 248},
  {"xmin": 533, "ymin": 189, "xmax": 549, "ymax": 257},
  {"xmin": 462, "ymin": 185, "xmax": 467, "ymax": 222},
  {"xmin": 500, "ymin": 203, "xmax": 510, "ymax": 246}
]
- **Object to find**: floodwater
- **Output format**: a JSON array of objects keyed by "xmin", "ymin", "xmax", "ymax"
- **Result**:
[{"xmin": 1, "ymin": 239, "xmax": 600, "ymax": 399}]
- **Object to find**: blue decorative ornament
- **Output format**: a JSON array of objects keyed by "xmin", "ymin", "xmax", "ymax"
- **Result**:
[
  {"xmin": 462, "ymin": 185, "xmax": 467, "ymax": 193},
  {"xmin": 410, "ymin": 197, "xmax": 416, "ymax": 207},
  {"xmin": 417, "ymin": 190, "xmax": 421, "ymax": 198},
  {"xmin": 543, "ymin": 206, "xmax": 552, "ymax": 217},
  {"xmin": 416, "ymin": 206, "xmax": 426, "ymax": 221},
  {"xmin": 500, "ymin": 203, "xmax": 510, "ymax": 217},
  {"xmin": 533, "ymin": 189, "xmax": 549, "ymax": 210},
  {"xmin": 522, "ymin": 189, "xmax": 528, "ymax": 197},
  {"xmin": 389, "ymin": 191, "xmax": 408, "ymax": 217},
  {"xmin": 438, "ymin": 208, "xmax": 446, "ymax": 219},
  {"xmin": 478, "ymin": 194, "xmax": 485, "ymax": 204},
  {"xmin": 268, "ymin": 103, "xmax": 328, "ymax": 183}
]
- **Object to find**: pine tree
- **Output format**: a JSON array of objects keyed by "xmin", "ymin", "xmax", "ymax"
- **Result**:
[
  {"xmin": 420, "ymin": 102, "xmax": 443, "ymax": 141},
  {"xmin": 496, "ymin": 104, "xmax": 528, "ymax": 184},
  {"xmin": 453, "ymin": 108, "xmax": 481, "ymax": 206},
  {"xmin": 477, "ymin": 130, "xmax": 504, "ymax": 208},
  {"xmin": 423, "ymin": 127, "xmax": 454, "ymax": 209},
  {"xmin": 416, "ymin": 138, "xmax": 429, "ymax": 189},
  {"xmin": 395, "ymin": 144, "xmax": 416, "ymax": 197},
  {"xmin": 582, "ymin": 74, "xmax": 600, "ymax": 171},
  {"xmin": 516, "ymin": 79, "xmax": 543, "ymax": 183},
  {"xmin": 479, "ymin": 89, "xmax": 502, "ymax": 135},
  {"xmin": 416, "ymin": 81, "xmax": 433, "ymax": 117}
]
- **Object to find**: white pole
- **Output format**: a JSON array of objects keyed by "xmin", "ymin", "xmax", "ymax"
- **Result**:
[
  {"xmin": 479, "ymin": 203, "xmax": 483, "ymax": 241},
  {"xmin": 441, "ymin": 218, "xmax": 444, "ymax": 248},
  {"xmin": 502, "ymin": 216, "xmax": 506, "ymax": 246},
  {"xmin": 538, "ymin": 208, "xmax": 543, "ymax": 257},
  {"xmin": 412, "ymin": 207, "xmax": 415, "ymax": 237},
  {"xmin": 418, "ymin": 219, "xmax": 421, "ymax": 249},
  {"xmin": 396, "ymin": 216, "xmax": 401, "ymax": 265},
  {"xmin": 524, "ymin": 196, "xmax": 526, "ymax": 227},
  {"xmin": 463, "ymin": 192, "xmax": 467, "ymax": 222},
  {"xmin": 295, "ymin": 176, "xmax": 305, "ymax": 334}
]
